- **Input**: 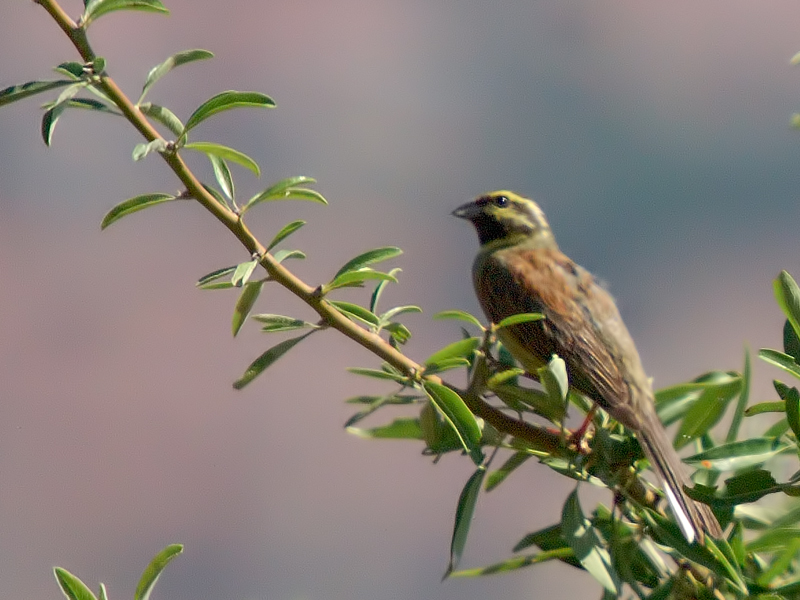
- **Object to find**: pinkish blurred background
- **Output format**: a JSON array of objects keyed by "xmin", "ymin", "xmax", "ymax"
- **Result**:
[{"xmin": 1, "ymin": 1, "xmax": 799, "ymax": 598}]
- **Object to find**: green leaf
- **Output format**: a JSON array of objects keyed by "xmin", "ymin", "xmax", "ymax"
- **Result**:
[
  {"xmin": 775, "ymin": 271, "xmax": 800, "ymax": 342},
  {"xmin": 138, "ymin": 103, "xmax": 184, "ymax": 137},
  {"xmin": 346, "ymin": 418, "xmax": 422, "ymax": 440},
  {"xmin": 182, "ymin": 91, "xmax": 275, "ymax": 136},
  {"xmin": 759, "ymin": 348, "xmax": 800, "ymax": 381},
  {"xmin": 134, "ymin": 544, "xmax": 183, "ymax": 600},
  {"xmin": 786, "ymin": 386, "xmax": 800, "ymax": 440},
  {"xmin": 53, "ymin": 567, "xmax": 98, "ymax": 600},
  {"xmin": 380, "ymin": 305, "xmax": 422, "ymax": 322},
  {"xmin": 0, "ymin": 79, "xmax": 74, "ymax": 107},
  {"xmin": 425, "ymin": 337, "xmax": 480, "ymax": 367},
  {"xmin": 100, "ymin": 193, "xmax": 177, "ymax": 229},
  {"xmin": 485, "ymin": 451, "xmax": 531, "ymax": 492},
  {"xmin": 252, "ymin": 314, "xmax": 317, "ymax": 333},
  {"xmin": 539, "ymin": 355, "xmax": 569, "ymax": 405},
  {"xmin": 674, "ymin": 372, "xmax": 741, "ymax": 449},
  {"xmin": 196, "ymin": 266, "xmax": 236, "ymax": 288},
  {"xmin": 745, "ymin": 401, "xmax": 785, "ymax": 416},
  {"xmin": 273, "ymin": 249, "xmax": 306, "ymax": 263},
  {"xmin": 562, "ymin": 489, "xmax": 618, "ymax": 594},
  {"xmin": 232, "ymin": 281, "xmax": 264, "ymax": 337},
  {"xmin": 132, "ymin": 138, "xmax": 169, "ymax": 161},
  {"xmin": 384, "ymin": 322, "xmax": 412, "ymax": 345},
  {"xmin": 448, "ymin": 548, "xmax": 574, "ymax": 577},
  {"xmin": 748, "ymin": 527, "xmax": 800, "ymax": 553},
  {"xmin": 492, "ymin": 384, "xmax": 565, "ymax": 422},
  {"xmin": 183, "ymin": 141, "xmax": 260, "ymax": 176},
  {"xmin": 346, "ymin": 366, "xmax": 408, "ymax": 384},
  {"xmin": 233, "ymin": 333, "xmax": 312, "ymax": 389},
  {"xmin": 785, "ymin": 319, "xmax": 800, "ymax": 361},
  {"xmin": 726, "ymin": 350, "xmax": 750, "ymax": 443},
  {"xmin": 684, "ymin": 437, "xmax": 789, "ymax": 471},
  {"xmin": 328, "ymin": 300, "xmax": 380, "ymax": 327},
  {"xmin": 444, "ymin": 466, "xmax": 486, "ymax": 578},
  {"xmin": 82, "ymin": 0, "xmax": 168, "ymax": 25},
  {"xmin": 433, "ymin": 310, "xmax": 484, "ymax": 329},
  {"xmin": 41, "ymin": 83, "xmax": 84, "ymax": 145},
  {"xmin": 496, "ymin": 313, "xmax": 544, "ymax": 329},
  {"xmin": 266, "ymin": 220, "xmax": 305, "ymax": 252},
  {"xmin": 231, "ymin": 259, "xmax": 258, "ymax": 288},
  {"xmin": 54, "ymin": 62, "xmax": 85, "ymax": 79},
  {"xmin": 370, "ymin": 268, "xmax": 402, "ymax": 313},
  {"xmin": 324, "ymin": 268, "xmax": 398, "ymax": 293},
  {"xmin": 208, "ymin": 154, "xmax": 234, "ymax": 201},
  {"xmin": 139, "ymin": 49, "xmax": 214, "ymax": 103},
  {"xmin": 333, "ymin": 247, "xmax": 402, "ymax": 279},
  {"xmin": 43, "ymin": 97, "xmax": 121, "ymax": 116},
  {"xmin": 423, "ymin": 382, "xmax": 483, "ymax": 465},
  {"xmin": 242, "ymin": 176, "xmax": 326, "ymax": 212},
  {"xmin": 423, "ymin": 357, "xmax": 470, "ymax": 375}
]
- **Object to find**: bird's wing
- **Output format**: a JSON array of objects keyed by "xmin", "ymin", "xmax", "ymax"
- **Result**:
[{"xmin": 475, "ymin": 246, "xmax": 645, "ymax": 429}]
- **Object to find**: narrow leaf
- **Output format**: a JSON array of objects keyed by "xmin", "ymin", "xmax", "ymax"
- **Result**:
[
  {"xmin": 132, "ymin": 138, "xmax": 168, "ymax": 161},
  {"xmin": 433, "ymin": 310, "xmax": 484, "ymax": 329},
  {"xmin": 83, "ymin": 0, "xmax": 168, "ymax": 25},
  {"xmin": 101, "ymin": 193, "xmax": 177, "ymax": 229},
  {"xmin": 444, "ymin": 467, "xmax": 486, "ymax": 578},
  {"xmin": 183, "ymin": 91, "xmax": 275, "ymax": 135},
  {"xmin": 134, "ymin": 544, "xmax": 183, "ymax": 600},
  {"xmin": 232, "ymin": 281, "xmax": 264, "ymax": 337},
  {"xmin": 183, "ymin": 141, "xmax": 260, "ymax": 176},
  {"xmin": 324, "ymin": 268, "xmax": 398, "ymax": 292},
  {"xmin": 209, "ymin": 155, "xmax": 234, "ymax": 200},
  {"xmin": 786, "ymin": 386, "xmax": 800, "ymax": 440},
  {"xmin": 775, "ymin": 271, "xmax": 800, "ymax": 342},
  {"xmin": 674, "ymin": 373, "xmax": 741, "ymax": 449},
  {"xmin": 684, "ymin": 437, "xmax": 789, "ymax": 471},
  {"xmin": 196, "ymin": 266, "xmax": 236, "ymax": 288},
  {"xmin": 138, "ymin": 103, "xmax": 184, "ymax": 136},
  {"xmin": 370, "ymin": 267, "xmax": 402, "ymax": 312},
  {"xmin": 485, "ymin": 451, "xmax": 531, "ymax": 492},
  {"xmin": 273, "ymin": 249, "xmax": 306, "ymax": 263},
  {"xmin": 496, "ymin": 313, "xmax": 544, "ymax": 329},
  {"xmin": 425, "ymin": 337, "xmax": 480, "ymax": 367},
  {"xmin": 139, "ymin": 49, "xmax": 214, "ymax": 102},
  {"xmin": 346, "ymin": 367, "xmax": 408, "ymax": 384},
  {"xmin": 242, "ymin": 176, "xmax": 324, "ymax": 211},
  {"xmin": 0, "ymin": 79, "xmax": 74, "ymax": 107},
  {"xmin": 423, "ymin": 381, "xmax": 483, "ymax": 465},
  {"xmin": 346, "ymin": 418, "xmax": 422, "ymax": 440},
  {"xmin": 745, "ymin": 401, "xmax": 786, "ymax": 416},
  {"xmin": 380, "ymin": 305, "xmax": 422, "ymax": 322},
  {"xmin": 266, "ymin": 220, "xmax": 305, "ymax": 252},
  {"xmin": 233, "ymin": 333, "xmax": 312, "ymax": 389},
  {"xmin": 328, "ymin": 300, "xmax": 380, "ymax": 327},
  {"xmin": 448, "ymin": 548, "xmax": 574, "ymax": 577},
  {"xmin": 231, "ymin": 259, "xmax": 258, "ymax": 288},
  {"xmin": 252, "ymin": 314, "xmax": 316, "ymax": 333},
  {"xmin": 562, "ymin": 489, "xmax": 618, "ymax": 594},
  {"xmin": 41, "ymin": 84, "xmax": 84, "ymax": 145},
  {"xmin": 726, "ymin": 349, "xmax": 750, "ymax": 443},
  {"xmin": 334, "ymin": 247, "xmax": 402, "ymax": 279},
  {"xmin": 759, "ymin": 348, "xmax": 800, "ymax": 381},
  {"xmin": 53, "ymin": 568, "xmax": 98, "ymax": 600}
]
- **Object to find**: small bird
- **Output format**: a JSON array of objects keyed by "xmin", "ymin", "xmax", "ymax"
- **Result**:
[{"xmin": 453, "ymin": 190, "xmax": 721, "ymax": 543}]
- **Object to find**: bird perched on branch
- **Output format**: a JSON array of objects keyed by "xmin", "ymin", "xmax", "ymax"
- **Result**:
[{"xmin": 453, "ymin": 190, "xmax": 721, "ymax": 543}]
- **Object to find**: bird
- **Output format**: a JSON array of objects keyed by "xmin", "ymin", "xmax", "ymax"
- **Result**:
[{"xmin": 453, "ymin": 190, "xmax": 722, "ymax": 543}]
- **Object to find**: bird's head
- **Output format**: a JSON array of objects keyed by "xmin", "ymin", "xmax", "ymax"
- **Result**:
[{"xmin": 452, "ymin": 191, "xmax": 555, "ymax": 249}]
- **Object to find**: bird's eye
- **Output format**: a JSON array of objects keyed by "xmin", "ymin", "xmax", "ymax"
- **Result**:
[{"xmin": 495, "ymin": 195, "xmax": 508, "ymax": 207}]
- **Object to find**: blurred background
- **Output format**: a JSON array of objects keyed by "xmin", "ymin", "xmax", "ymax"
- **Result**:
[{"xmin": 1, "ymin": 1, "xmax": 799, "ymax": 598}]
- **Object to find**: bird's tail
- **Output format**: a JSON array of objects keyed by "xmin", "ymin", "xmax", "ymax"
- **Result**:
[{"xmin": 637, "ymin": 410, "xmax": 722, "ymax": 543}]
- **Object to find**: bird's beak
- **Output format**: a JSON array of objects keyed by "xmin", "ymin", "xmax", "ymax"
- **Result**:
[{"xmin": 451, "ymin": 200, "xmax": 480, "ymax": 220}]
